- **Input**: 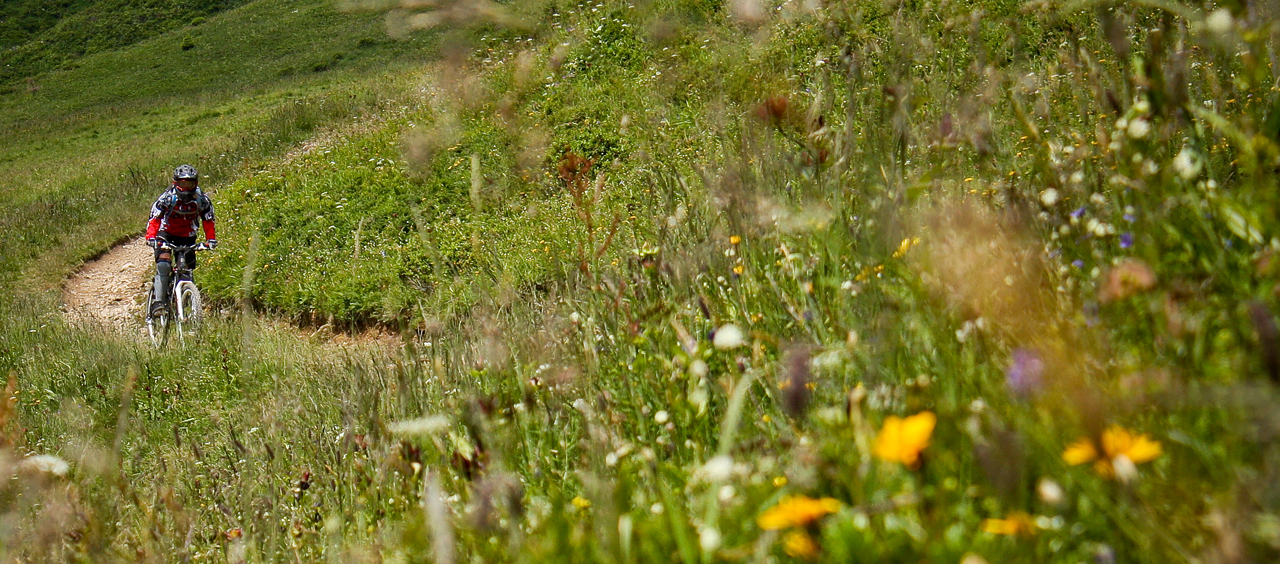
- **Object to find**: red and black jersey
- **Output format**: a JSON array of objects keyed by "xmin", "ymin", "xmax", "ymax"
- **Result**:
[{"xmin": 146, "ymin": 186, "xmax": 216, "ymax": 240}]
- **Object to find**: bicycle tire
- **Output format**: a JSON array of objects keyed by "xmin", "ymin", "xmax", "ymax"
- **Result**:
[
  {"xmin": 144, "ymin": 281, "xmax": 171, "ymax": 347},
  {"xmin": 174, "ymin": 280, "xmax": 202, "ymax": 340}
]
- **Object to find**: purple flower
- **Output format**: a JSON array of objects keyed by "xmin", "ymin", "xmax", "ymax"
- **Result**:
[
  {"xmin": 1072, "ymin": 259, "xmax": 1084, "ymax": 268},
  {"xmin": 1119, "ymin": 233, "xmax": 1133, "ymax": 249},
  {"xmin": 1006, "ymin": 348, "xmax": 1045, "ymax": 397},
  {"xmin": 1071, "ymin": 206, "xmax": 1086, "ymax": 219},
  {"xmin": 1123, "ymin": 213, "xmax": 1135, "ymax": 223}
]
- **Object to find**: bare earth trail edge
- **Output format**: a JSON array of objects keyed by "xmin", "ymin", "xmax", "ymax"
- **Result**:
[{"xmin": 60, "ymin": 236, "xmax": 152, "ymax": 337}]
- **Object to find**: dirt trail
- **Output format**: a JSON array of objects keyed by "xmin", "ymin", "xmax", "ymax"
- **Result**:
[
  {"xmin": 62, "ymin": 237, "xmax": 152, "ymax": 331},
  {"xmin": 61, "ymin": 237, "xmax": 401, "ymax": 349}
]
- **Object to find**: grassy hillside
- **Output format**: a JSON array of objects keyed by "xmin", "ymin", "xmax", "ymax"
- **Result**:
[
  {"xmin": 0, "ymin": 0, "xmax": 253, "ymax": 84},
  {"xmin": 0, "ymin": 0, "xmax": 439, "ymax": 291},
  {"xmin": 3, "ymin": 0, "xmax": 1280, "ymax": 562}
]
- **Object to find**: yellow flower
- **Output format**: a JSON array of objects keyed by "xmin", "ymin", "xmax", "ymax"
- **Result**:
[
  {"xmin": 757, "ymin": 496, "xmax": 841, "ymax": 530},
  {"xmin": 981, "ymin": 512, "xmax": 1036, "ymax": 536},
  {"xmin": 571, "ymin": 496, "xmax": 591, "ymax": 509},
  {"xmin": 873, "ymin": 411, "xmax": 936, "ymax": 467},
  {"xmin": 782, "ymin": 530, "xmax": 820, "ymax": 560},
  {"xmin": 892, "ymin": 237, "xmax": 921, "ymax": 258},
  {"xmin": 1061, "ymin": 439, "xmax": 1098, "ymax": 466},
  {"xmin": 733, "ymin": 264, "xmax": 745, "ymax": 274},
  {"xmin": 1062, "ymin": 425, "xmax": 1162, "ymax": 478},
  {"xmin": 730, "ymin": 235, "xmax": 742, "ymax": 245}
]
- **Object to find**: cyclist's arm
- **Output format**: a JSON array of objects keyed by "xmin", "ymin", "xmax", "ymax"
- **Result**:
[
  {"xmin": 200, "ymin": 195, "xmax": 216, "ymax": 241},
  {"xmin": 146, "ymin": 198, "xmax": 166, "ymax": 239}
]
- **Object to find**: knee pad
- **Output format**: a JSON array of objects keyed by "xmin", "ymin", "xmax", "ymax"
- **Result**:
[{"xmin": 156, "ymin": 260, "xmax": 172, "ymax": 277}]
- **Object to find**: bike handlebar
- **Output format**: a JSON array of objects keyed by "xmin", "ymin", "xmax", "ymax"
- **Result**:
[{"xmin": 157, "ymin": 242, "xmax": 212, "ymax": 252}]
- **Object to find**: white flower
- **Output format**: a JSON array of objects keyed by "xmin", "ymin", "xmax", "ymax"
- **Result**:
[
  {"xmin": 1173, "ymin": 147, "xmax": 1202, "ymax": 180},
  {"xmin": 1040, "ymin": 188, "xmax": 1060, "ymax": 206},
  {"xmin": 698, "ymin": 455, "xmax": 734, "ymax": 482},
  {"xmin": 1133, "ymin": 98, "xmax": 1151, "ymax": 115},
  {"xmin": 712, "ymin": 324, "xmax": 744, "ymax": 349},
  {"xmin": 1127, "ymin": 118, "xmax": 1150, "ymax": 139},
  {"xmin": 21, "ymin": 455, "xmax": 70, "ymax": 477},
  {"xmin": 699, "ymin": 527, "xmax": 722, "ymax": 552},
  {"xmin": 1206, "ymin": 8, "xmax": 1233, "ymax": 36},
  {"xmin": 689, "ymin": 359, "xmax": 709, "ymax": 378},
  {"xmin": 1037, "ymin": 478, "xmax": 1065, "ymax": 505},
  {"xmin": 654, "ymin": 410, "xmax": 669, "ymax": 424},
  {"xmin": 386, "ymin": 415, "xmax": 450, "ymax": 436},
  {"xmin": 1112, "ymin": 454, "xmax": 1139, "ymax": 483},
  {"xmin": 718, "ymin": 485, "xmax": 737, "ymax": 502}
]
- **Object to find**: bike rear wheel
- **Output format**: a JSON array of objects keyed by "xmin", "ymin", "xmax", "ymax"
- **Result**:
[{"xmin": 174, "ymin": 280, "xmax": 203, "ymax": 341}]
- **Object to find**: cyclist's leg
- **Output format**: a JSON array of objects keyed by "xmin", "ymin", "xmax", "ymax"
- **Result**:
[{"xmin": 152, "ymin": 235, "xmax": 174, "ymax": 312}]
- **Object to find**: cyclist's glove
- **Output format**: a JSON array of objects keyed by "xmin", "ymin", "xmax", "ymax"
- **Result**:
[{"xmin": 206, "ymin": 239, "xmax": 218, "ymax": 250}]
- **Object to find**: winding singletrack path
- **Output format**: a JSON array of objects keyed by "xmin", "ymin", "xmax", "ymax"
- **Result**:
[{"xmin": 62, "ymin": 236, "xmax": 152, "ymax": 331}]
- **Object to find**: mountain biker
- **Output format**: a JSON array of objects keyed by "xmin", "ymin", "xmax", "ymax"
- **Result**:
[{"xmin": 145, "ymin": 165, "xmax": 217, "ymax": 316}]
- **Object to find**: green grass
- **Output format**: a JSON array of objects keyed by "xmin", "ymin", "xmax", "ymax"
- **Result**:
[
  {"xmin": 0, "ymin": 0, "xmax": 254, "ymax": 84},
  {"xmin": 3, "ymin": 0, "xmax": 1280, "ymax": 562},
  {"xmin": 0, "ymin": 0, "xmax": 440, "ymax": 292}
]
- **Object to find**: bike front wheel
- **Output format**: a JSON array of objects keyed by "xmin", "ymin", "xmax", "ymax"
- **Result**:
[
  {"xmin": 174, "ymin": 281, "xmax": 203, "ymax": 341},
  {"xmin": 144, "ymin": 282, "xmax": 171, "ymax": 348}
]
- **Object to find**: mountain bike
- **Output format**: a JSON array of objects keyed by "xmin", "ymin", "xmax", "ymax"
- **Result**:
[{"xmin": 144, "ymin": 242, "xmax": 211, "ymax": 347}]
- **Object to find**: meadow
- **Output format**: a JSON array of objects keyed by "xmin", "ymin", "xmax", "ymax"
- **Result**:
[{"xmin": 1, "ymin": 0, "xmax": 1279, "ymax": 562}]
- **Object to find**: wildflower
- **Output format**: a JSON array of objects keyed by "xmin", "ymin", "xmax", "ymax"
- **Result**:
[
  {"xmin": 981, "ymin": 511, "xmax": 1037, "ymax": 536},
  {"xmin": 1173, "ymin": 147, "xmax": 1202, "ymax": 180},
  {"xmin": 892, "ymin": 237, "xmax": 920, "ymax": 258},
  {"xmin": 713, "ymin": 324, "xmax": 745, "ymax": 349},
  {"xmin": 654, "ymin": 410, "xmax": 669, "ymax": 424},
  {"xmin": 1099, "ymin": 259, "xmax": 1156, "ymax": 302},
  {"xmin": 1205, "ymin": 8, "xmax": 1233, "ymax": 35},
  {"xmin": 730, "ymin": 235, "xmax": 742, "ymax": 245},
  {"xmin": 873, "ymin": 411, "xmax": 936, "ymax": 467},
  {"xmin": 689, "ymin": 359, "xmax": 709, "ymax": 378},
  {"xmin": 757, "ymin": 496, "xmax": 841, "ymax": 530},
  {"xmin": 695, "ymin": 455, "xmax": 733, "ymax": 483},
  {"xmin": 1037, "ymin": 478, "xmax": 1065, "ymax": 505},
  {"xmin": 782, "ymin": 530, "xmax": 820, "ymax": 560},
  {"xmin": 1040, "ymin": 188, "xmax": 1060, "ymax": 206},
  {"xmin": 699, "ymin": 527, "xmax": 722, "ymax": 552},
  {"xmin": 571, "ymin": 496, "xmax": 592, "ymax": 509},
  {"xmin": 1005, "ymin": 348, "xmax": 1044, "ymax": 397},
  {"xmin": 1119, "ymin": 233, "xmax": 1133, "ymax": 249},
  {"xmin": 1070, "ymin": 206, "xmax": 1086, "ymax": 220},
  {"xmin": 1062, "ymin": 425, "xmax": 1162, "ymax": 479}
]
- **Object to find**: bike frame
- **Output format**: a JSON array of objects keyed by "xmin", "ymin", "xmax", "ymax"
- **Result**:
[{"xmin": 146, "ymin": 242, "xmax": 209, "ymax": 347}]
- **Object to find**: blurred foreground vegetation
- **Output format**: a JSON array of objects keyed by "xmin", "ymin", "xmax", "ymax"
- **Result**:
[{"xmin": 3, "ymin": 0, "xmax": 1280, "ymax": 562}]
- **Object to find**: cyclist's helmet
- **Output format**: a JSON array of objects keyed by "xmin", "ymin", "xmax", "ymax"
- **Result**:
[{"xmin": 173, "ymin": 165, "xmax": 198, "ymax": 196}]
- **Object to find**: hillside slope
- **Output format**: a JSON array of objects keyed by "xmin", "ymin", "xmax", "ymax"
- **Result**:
[
  {"xmin": 0, "ymin": 0, "xmax": 253, "ymax": 84},
  {"xmin": 0, "ymin": 0, "xmax": 439, "ymax": 291},
  {"xmin": 2, "ymin": 0, "xmax": 1280, "ymax": 562}
]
